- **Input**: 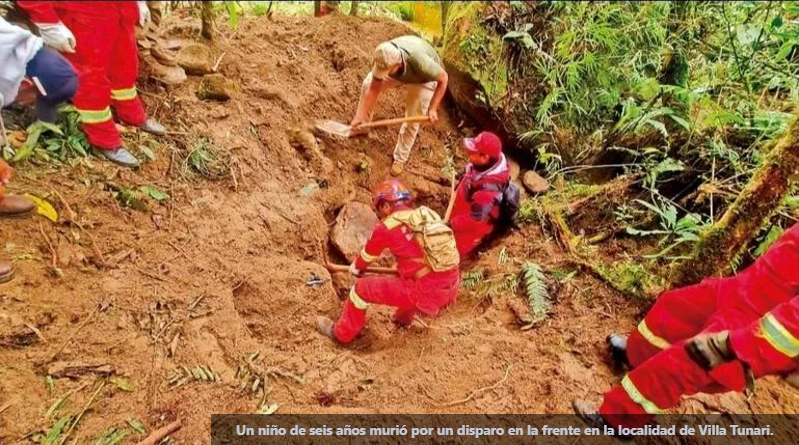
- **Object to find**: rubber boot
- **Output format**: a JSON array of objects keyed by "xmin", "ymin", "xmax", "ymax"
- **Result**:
[
  {"xmin": 0, "ymin": 194, "xmax": 35, "ymax": 217},
  {"xmin": 0, "ymin": 259, "xmax": 14, "ymax": 283},
  {"xmin": 97, "ymin": 147, "xmax": 140, "ymax": 168},
  {"xmin": 573, "ymin": 400, "xmax": 633, "ymax": 441},
  {"xmin": 316, "ymin": 316, "xmax": 338, "ymax": 343}
]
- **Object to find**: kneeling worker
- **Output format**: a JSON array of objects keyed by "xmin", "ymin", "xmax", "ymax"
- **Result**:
[
  {"xmin": 317, "ymin": 179, "xmax": 460, "ymax": 343},
  {"xmin": 449, "ymin": 131, "xmax": 515, "ymax": 258},
  {"xmin": 574, "ymin": 223, "xmax": 799, "ymax": 435}
]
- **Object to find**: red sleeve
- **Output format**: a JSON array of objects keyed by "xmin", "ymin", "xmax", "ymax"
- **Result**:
[
  {"xmin": 16, "ymin": 1, "xmax": 60, "ymax": 24},
  {"xmin": 354, "ymin": 223, "xmax": 391, "ymax": 270}
]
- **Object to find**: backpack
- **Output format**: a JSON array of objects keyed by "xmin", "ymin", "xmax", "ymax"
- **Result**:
[
  {"xmin": 389, "ymin": 206, "xmax": 460, "ymax": 272},
  {"xmin": 468, "ymin": 181, "xmax": 521, "ymax": 226}
]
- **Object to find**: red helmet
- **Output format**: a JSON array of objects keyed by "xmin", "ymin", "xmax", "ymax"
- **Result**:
[{"xmin": 372, "ymin": 179, "xmax": 412, "ymax": 207}]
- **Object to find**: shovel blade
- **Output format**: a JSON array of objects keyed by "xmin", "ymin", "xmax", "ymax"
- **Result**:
[{"xmin": 315, "ymin": 119, "xmax": 351, "ymax": 138}]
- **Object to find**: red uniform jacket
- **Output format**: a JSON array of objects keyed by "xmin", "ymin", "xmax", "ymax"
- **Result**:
[
  {"xmin": 354, "ymin": 204, "xmax": 428, "ymax": 280},
  {"xmin": 449, "ymin": 153, "xmax": 510, "ymax": 257},
  {"xmin": 17, "ymin": 1, "xmax": 138, "ymax": 24}
]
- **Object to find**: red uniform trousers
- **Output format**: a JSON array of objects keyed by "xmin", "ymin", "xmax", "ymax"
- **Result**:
[
  {"xmin": 600, "ymin": 224, "xmax": 799, "ymax": 428},
  {"xmin": 334, "ymin": 269, "xmax": 459, "ymax": 343},
  {"xmin": 62, "ymin": 7, "xmax": 146, "ymax": 149}
]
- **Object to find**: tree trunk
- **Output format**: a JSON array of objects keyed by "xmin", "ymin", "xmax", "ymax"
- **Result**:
[
  {"xmin": 313, "ymin": 1, "xmax": 321, "ymax": 17},
  {"xmin": 200, "ymin": 0, "xmax": 215, "ymax": 40},
  {"xmin": 672, "ymin": 113, "xmax": 799, "ymax": 286},
  {"xmin": 350, "ymin": 0, "xmax": 359, "ymax": 16}
]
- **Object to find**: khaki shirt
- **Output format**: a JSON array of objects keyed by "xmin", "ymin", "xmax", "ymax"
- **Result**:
[{"xmin": 384, "ymin": 35, "xmax": 443, "ymax": 84}]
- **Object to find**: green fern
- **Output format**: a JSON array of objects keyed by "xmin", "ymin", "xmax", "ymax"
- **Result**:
[{"xmin": 521, "ymin": 263, "xmax": 550, "ymax": 328}]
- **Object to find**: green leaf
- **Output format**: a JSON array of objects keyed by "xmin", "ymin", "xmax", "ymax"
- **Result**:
[
  {"xmin": 775, "ymin": 40, "xmax": 796, "ymax": 61},
  {"xmin": 109, "ymin": 377, "xmax": 133, "ymax": 392},
  {"xmin": 127, "ymin": 418, "xmax": 146, "ymax": 435},
  {"xmin": 754, "ymin": 226, "xmax": 784, "ymax": 258},
  {"xmin": 257, "ymin": 403, "xmax": 280, "ymax": 415},
  {"xmin": 140, "ymin": 146, "xmax": 156, "ymax": 161},
  {"xmin": 503, "ymin": 30, "xmax": 535, "ymax": 49},
  {"xmin": 42, "ymin": 415, "xmax": 72, "ymax": 445},
  {"xmin": 771, "ymin": 15, "xmax": 783, "ymax": 29},
  {"xmin": 45, "ymin": 395, "xmax": 69, "ymax": 418},
  {"xmin": 138, "ymin": 185, "xmax": 169, "ymax": 202}
]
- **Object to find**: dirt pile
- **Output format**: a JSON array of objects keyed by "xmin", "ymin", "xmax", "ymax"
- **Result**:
[{"xmin": 0, "ymin": 11, "xmax": 796, "ymax": 445}]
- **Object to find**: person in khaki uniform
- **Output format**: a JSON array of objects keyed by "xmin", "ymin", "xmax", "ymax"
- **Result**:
[{"xmin": 351, "ymin": 35, "xmax": 448, "ymax": 176}]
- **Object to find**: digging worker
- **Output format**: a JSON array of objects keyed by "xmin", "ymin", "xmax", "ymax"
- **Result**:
[
  {"xmin": 573, "ymin": 223, "xmax": 799, "ymax": 435},
  {"xmin": 449, "ymin": 131, "xmax": 512, "ymax": 258},
  {"xmin": 0, "ymin": 16, "xmax": 78, "ymax": 123},
  {"xmin": 351, "ymin": 35, "xmax": 449, "ymax": 176},
  {"xmin": 17, "ymin": 1, "xmax": 166, "ymax": 168},
  {"xmin": 317, "ymin": 179, "xmax": 460, "ymax": 344}
]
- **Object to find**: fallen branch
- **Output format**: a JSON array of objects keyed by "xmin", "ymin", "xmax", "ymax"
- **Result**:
[
  {"xmin": 23, "ymin": 322, "xmax": 47, "ymax": 343},
  {"xmin": 438, "ymin": 364, "xmax": 511, "ymax": 407},
  {"xmin": 212, "ymin": 52, "xmax": 227, "ymax": 72},
  {"xmin": 135, "ymin": 420, "xmax": 181, "ymax": 445},
  {"xmin": 38, "ymin": 221, "xmax": 59, "ymax": 272}
]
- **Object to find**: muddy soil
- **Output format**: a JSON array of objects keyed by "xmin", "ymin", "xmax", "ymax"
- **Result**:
[{"xmin": 1, "ymin": 12, "xmax": 798, "ymax": 445}]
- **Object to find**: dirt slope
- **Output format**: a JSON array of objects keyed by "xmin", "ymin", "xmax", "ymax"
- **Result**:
[{"xmin": 1, "ymin": 12, "xmax": 797, "ymax": 444}]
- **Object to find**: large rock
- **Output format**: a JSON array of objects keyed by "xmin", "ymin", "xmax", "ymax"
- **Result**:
[
  {"xmin": 176, "ymin": 42, "xmax": 215, "ymax": 75},
  {"xmin": 522, "ymin": 170, "xmax": 550, "ymax": 195},
  {"xmin": 330, "ymin": 203, "xmax": 379, "ymax": 262},
  {"xmin": 198, "ymin": 74, "xmax": 236, "ymax": 101}
]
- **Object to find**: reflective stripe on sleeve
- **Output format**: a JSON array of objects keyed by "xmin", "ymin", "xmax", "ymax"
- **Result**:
[{"xmin": 761, "ymin": 313, "xmax": 799, "ymax": 358}]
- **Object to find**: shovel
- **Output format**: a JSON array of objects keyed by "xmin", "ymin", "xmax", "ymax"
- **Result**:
[
  {"xmin": 316, "ymin": 115, "xmax": 431, "ymax": 138},
  {"xmin": 321, "ymin": 246, "xmax": 398, "ymax": 275}
]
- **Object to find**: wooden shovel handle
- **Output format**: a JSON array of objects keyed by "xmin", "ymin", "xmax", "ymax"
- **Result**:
[{"xmin": 359, "ymin": 115, "xmax": 430, "ymax": 130}]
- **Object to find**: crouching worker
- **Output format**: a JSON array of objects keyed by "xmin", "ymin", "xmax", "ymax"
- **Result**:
[
  {"xmin": 574, "ymin": 222, "xmax": 799, "ymax": 436},
  {"xmin": 449, "ymin": 131, "xmax": 518, "ymax": 258},
  {"xmin": 317, "ymin": 179, "xmax": 460, "ymax": 344}
]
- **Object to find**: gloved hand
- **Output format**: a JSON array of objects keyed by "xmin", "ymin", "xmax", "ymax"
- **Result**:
[
  {"xmin": 348, "ymin": 262, "xmax": 362, "ymax": 277},
  {"xmin": 685, "ymin": 331, "xmax": 735, "ymax": 370},
  {"xmin": 137, "ymin": 1, "xmax": 151, "ymax": 27},
  {"xmin": 38, "ymin": 23, "xmax": 76, "ymax": 54}
]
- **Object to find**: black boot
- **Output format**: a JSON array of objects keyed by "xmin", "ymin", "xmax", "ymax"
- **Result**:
[
  {"xmin": 607, "ymin": 333, "xmax": 630, "ymax": 370},
  {"xmin": 573, "ymin": 400, "xmax": 633, "ymax": 441}
]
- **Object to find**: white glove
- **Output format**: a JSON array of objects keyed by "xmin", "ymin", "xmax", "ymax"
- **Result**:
[
  {"xmin": 137, "ymin": 1, "xmax": 151, "ymax": 27},
  {"xmin": 38, "ymin": 23, "xmax": 76, "ymax": 53},
  {"xmin": 348, "ymin": 262, "xmax": 362, "ymax": 277}
]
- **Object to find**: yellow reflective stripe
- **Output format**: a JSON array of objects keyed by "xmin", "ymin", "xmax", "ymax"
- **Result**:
[
  {"xmin": 761, "ymin": 313, "xmax": 799, "ymax": 358},
  {"xmin": 360, "ymin": 248, "xmax": 378, "ymax": 263},
  {"xmin": 111, "ymin": 87, "xmax": 138, "ymax": 101},
  {"xmin": 383, "ymin": 210, "xmax": 415, "ymax": 230},
  {"xmin": 76, "ymin": 107, "xmax": 112, "ymax": 124},
  {"xmin": 348, "ymin": 288, "xmax": 368, "ymax": 310},
  {"xmin": 638, "ymin": 319, "xmax": 670, "ymax": 350},
  {"xmin": 621, "ymin": 375, "xmax": 663, "ymax": 414}
]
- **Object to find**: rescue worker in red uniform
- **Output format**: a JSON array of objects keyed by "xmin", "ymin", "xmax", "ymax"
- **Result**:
[
  {"xmin": 317, "ymin": 179, "xmax": 460, "ymax": 344},
  {"xmin": 574, "ymin": 223, "xmax": 799, "ymax": 435},
  {"xmin": 18, "ymin": 1, "xmax": 165, "ymax": 168},
  {"xmin": 449, "ymin": 131, "xmax": 510, "ymax": 258}
]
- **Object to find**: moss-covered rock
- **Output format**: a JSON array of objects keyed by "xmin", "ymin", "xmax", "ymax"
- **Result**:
[{"xmin": 441, "ymin": 2, "xmax": 509, "ymax": 134}]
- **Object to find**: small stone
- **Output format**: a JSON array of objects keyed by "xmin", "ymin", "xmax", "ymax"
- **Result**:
[
  {"xmin": 330, "ymin": 203, "xmax": 379, "ymax": 262},
  {"xmin": 522, "ymin": 170, "xmax": 550, "ymax": 195},
  {"xmin": 198, "ymin": 74, "xmax": 236, "ymax": 101}
]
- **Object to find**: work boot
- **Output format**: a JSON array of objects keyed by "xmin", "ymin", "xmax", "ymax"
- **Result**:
[
  {"xmin": 390, "ymin": 161, "xmax": 405, "ymax": 176},
  {"xmin": 0, "ymin": 259, "xmax": 14, "ymax": 283},
  {"xmin": 572, "ymin": 400, "xmax": 633, "ymax": 441},
  {"xmin": 0, "ymin": 194, "xmax": 35, "ymax": 217},
  {"xmin": 139, "ymin": 118, "xmax": 166, "ymax": 136},
  {"xmin": 98, "ymin": 147, "xmax": 140, "ymax": 168},
  {"xmin": 607, "ymin": 333, "xmax": 630, "ymax": 370},
  {"xmin": 316, "ymin": 316, "xmax": 338, "ymax": 342}
]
